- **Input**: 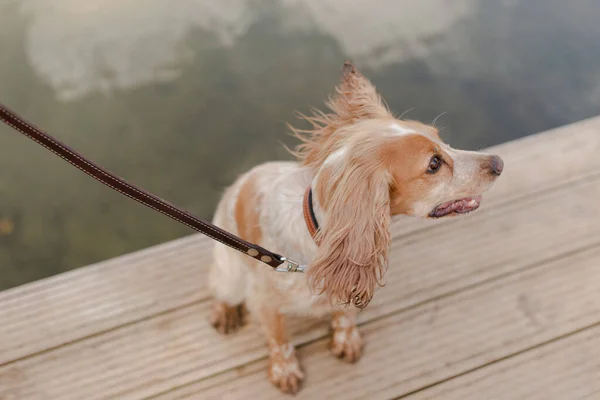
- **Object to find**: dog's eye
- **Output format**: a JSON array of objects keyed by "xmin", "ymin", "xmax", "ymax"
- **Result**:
[{"xmin": 427, "ymin": 155, "xmax": 442, "ymax": 173}]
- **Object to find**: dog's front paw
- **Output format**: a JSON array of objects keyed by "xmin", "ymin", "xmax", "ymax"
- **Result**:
[
  {"xmin": 330, "ymin": 324, "xmax": 364, "ymax": 363},
  {"xmin": 209, "ymin": 301, "xmax": 246, "ymax": 335},
  {"xmin": 268, "ymin": 343, "xmax": 304, "ymax": 394}
]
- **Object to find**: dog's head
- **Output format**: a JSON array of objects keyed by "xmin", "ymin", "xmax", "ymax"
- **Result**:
[{"xmin": 291, "ymin": 62, "xmax": 503, "ymax": 308}]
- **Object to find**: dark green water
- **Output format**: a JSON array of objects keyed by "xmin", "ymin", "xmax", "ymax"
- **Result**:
[{"xmin": 2, "ymin": 0, "xmax": 600, "ymax": 290}]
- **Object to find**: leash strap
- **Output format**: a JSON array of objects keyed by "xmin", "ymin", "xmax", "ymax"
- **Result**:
[{"xmin": 0, "ymin": 103, "xmax": 298, "ymax": 271}]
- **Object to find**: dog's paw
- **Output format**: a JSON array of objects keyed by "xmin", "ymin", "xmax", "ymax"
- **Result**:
[
  {"xmin": 268, "ymin": 343, "xmax": 304, "ymax": 394},
  {"xmin": 209, "ymin": 301, "xmax": 246, "ymax": 335},
  {"xmin": 330, "ymin": 324, "xmax": 364, "ymax": 363}
]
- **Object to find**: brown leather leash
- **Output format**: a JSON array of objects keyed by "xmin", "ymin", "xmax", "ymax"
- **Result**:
[{"xmin": 0, "ymin": 103, "xmax": 304, "ymax": 273}]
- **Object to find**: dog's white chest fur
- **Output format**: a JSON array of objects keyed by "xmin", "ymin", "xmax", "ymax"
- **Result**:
[{"xmin": 210, "ymin": 161, "xmax": 334, "ymax": 317}]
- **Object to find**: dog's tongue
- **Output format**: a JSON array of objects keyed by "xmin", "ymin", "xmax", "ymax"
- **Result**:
[
  {"xmin": 448, "ymin": 198, "xmax": 479, "ymax": 213},
  {"xmin": 430, "ymin": 196, "xmax": 482, "ymax": 217}
]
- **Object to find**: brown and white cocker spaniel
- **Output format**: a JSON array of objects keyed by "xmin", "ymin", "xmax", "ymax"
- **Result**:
[{"xmin": 208, "ymin": 62, "xmax": 503, "ymax": 394}]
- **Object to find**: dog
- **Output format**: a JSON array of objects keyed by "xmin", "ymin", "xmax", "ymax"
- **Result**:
[{"xmin": 208, "ymin": 62, "xmax": 503, "ymax": 394}]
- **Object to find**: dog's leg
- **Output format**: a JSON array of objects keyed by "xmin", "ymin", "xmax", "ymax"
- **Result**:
[
  {"xmin": 257, "ymin": 306, "xmax": 304, "ymax": 394},
  {"xmin": 330, "ymin": 309, "xmax": 364, "ymax": 363},
  {"xmin": 209, "ymin": 300, "xmax": 246, "ymax": 335},
  {"xmin": 208, "ymin": 247, "xmax": 247, "ymax": 335}
]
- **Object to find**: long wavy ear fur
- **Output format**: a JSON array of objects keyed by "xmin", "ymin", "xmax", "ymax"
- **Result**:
[
  {"xmin": 289, "ymin": 61, "xmax": 391, "ymax": 169},
  {"xmin": 308, "ymin": 152, "xmax": 391, "ymax": 308}
]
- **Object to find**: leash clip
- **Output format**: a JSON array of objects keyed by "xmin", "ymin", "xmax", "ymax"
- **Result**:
[{"xmin": 275, "ymin": 257, "xmax": 306, "ymax": 273}]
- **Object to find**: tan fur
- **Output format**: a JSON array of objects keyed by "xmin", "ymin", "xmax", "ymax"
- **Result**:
[
  {"xmin": 383, "ymin": 134, "xmax": 453, "ymax": 214},
  {"xmin": 310, "ymin": 132, "xmax": 392, "ymax": 308},
  {"xmin": 260, "ymin": 309, "xmax": 304, "ymax": 394},
  {"xmin": 234, "ymin": 174, "xmax": 262, "ymax": 244},
  {"xmin": 208, "ymin": 62, "xmax": 503, "ymax": 394},
  {"xmin": 290, "ymin": 62, "xmax": 392, "ymax": 170}
]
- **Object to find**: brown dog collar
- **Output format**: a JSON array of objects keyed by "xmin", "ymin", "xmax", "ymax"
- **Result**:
[{"xmin": 303, "ymin": 187, "xmax": 320, "ymax": 240}]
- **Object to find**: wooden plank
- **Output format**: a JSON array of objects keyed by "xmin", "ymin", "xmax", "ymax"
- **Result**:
[
  {"xmin": 174, "ymin": 245, "xmax": 600, "ymax": 400},
  {"xmin": 0, "ymin": 301, "xmax": 332, "ymax": 400},
  {"xmin": 1, "ymin": 116, "xmax": 600, "ymax": 366},
  {"xmin": 0, "ymin": 234, "xmax": 213, "ymax": 365},
  {"xmin": 405, "ymin": 325, "xmax": 600, "ymax": 400},
  {"xmin": 3, "ymin": 170, "xmax": 600, "ymax": 398}
]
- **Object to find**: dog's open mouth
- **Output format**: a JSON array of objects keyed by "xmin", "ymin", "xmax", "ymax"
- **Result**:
[{"xmin": 429, "ymin": 195, "xmax": 482, "ymax": 218}]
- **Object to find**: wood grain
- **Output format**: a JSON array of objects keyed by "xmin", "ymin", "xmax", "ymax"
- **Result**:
[{"xmin": 407, "ymin": 325, "xmax": 600, "ymax": 400}]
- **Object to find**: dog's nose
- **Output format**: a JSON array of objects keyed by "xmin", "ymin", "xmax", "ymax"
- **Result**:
[{"xmin": 489, "ymin": 155, "xmax": 504, "ymax": 176}]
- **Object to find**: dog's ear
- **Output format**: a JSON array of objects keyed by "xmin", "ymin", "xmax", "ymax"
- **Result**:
[
  {"xmin": 290, "ymin": 62, "xmax": 391, "ymax": 169},
  {"xmin": 308, "ymin": 153, "xmax": 391, "ymax": 308},
  {"xmin": 328, "ymin": 61, "xmax": 390, "ymax": 124}
]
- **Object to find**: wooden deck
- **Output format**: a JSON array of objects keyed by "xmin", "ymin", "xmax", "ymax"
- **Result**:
[{"xmin": 2, "ymin": 117, "xmax": 600, "ymax": 400}]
